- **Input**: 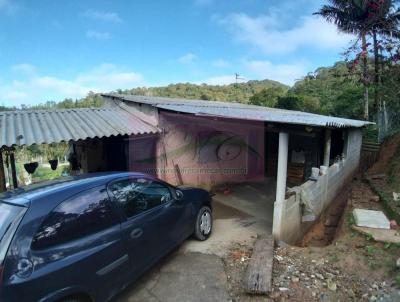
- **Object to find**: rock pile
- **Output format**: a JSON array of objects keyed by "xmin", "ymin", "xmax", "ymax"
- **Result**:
[{"xmin": 270, "ymin": 247, "xmax": 398, "ymax": 301}]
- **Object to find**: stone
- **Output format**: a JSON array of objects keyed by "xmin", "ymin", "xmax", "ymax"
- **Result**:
[
  {"xmin": 327, "ymin": 280, "xmax": 337, "ymax": 291},
  {"xmin": 352, "ymin": 226, "xmax": 400, "ymax": 244},
  {"xmin": 390, "ymin": 220, "xmax": 399, "ymax": 229},
  {"xmin": 353, "ymin": 209, "xmax": 391, "ymax": 229},
  {"xmin": 291, "ymin": 277, "xmax": 299, "ymax": 283},
  {"xmin": 394, "ymin": 192, "xmax": 400, "ymax": 202},
  {"xmin": 316, "ymin": 273, "xmax": 324, "ymax": 280},
  {"xmin": 396, "ymin": 258, "xmax": 400, "ymax": 268}
]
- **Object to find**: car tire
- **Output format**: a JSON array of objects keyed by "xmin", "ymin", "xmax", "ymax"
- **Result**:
[{"xmin": 194, "ymin": 206, "xmax": 212, "ymax": 241}]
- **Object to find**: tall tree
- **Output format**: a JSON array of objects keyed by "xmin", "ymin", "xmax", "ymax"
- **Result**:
[
  {"xmin": 315, "ymin": 0, "xmax": 372, "ymax": 120},
  {"xmin": 365, "ymin": 0, "xmax": 399, "ymax": 138},
  {"xmin": 315, "ymin": 0, "xmax": 400, "ymax": 140}
]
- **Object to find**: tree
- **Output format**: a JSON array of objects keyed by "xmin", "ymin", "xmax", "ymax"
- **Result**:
[
  {"xmin": 249, "ymin": 86, "xmax": 287, "ymax": 107},
  {"xmin": 366, "ymin": 1, "xmax": 399, "ymax": 138},
  {"xmin": 316, "ymin": 0, "xmax": 400, "ymax": 141},
  {"xmin": 315, "ymin": 0, "xmax": 373, "ymax": 120}
]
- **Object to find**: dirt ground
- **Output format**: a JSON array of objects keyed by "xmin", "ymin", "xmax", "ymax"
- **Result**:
[
  {"xmin": 222, "ymin": 179, "xmax": 400, "ymax": 302},
  {"xmin": 368, "ymin": 133, "xmax": 400, "ymax": 175}
]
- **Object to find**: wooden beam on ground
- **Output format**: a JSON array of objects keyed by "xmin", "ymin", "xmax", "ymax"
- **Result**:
[
  {"xmin": 0, "ymin": 149, "xmax": 6, "ymax": 192},
  {"xmin": 244, "ymin": 235, "xmax": 274, "ymax": 294}
]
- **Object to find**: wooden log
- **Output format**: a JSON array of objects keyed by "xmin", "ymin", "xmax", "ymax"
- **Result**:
[{"xmin": 244, "ymin": 236, "xmax": 274, "ymax": 294}]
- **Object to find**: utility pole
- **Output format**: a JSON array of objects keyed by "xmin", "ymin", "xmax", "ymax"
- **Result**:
[{"xmin": 234, "ymin": 73, "xmax": 245, "ymax": 102}]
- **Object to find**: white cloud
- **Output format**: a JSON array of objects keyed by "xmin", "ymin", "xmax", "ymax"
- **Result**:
[
  {"xmin": 212, "ymin": 59, "xmax": 231, "ymax": 68},
  {"xmin": 11, "ymin": 64, "xmax": 36, "ymax": 76},
  {"xmin": 81, "ymin": 10, "xmax": 122, "ymax": 23},
  {"xmin": 218, "ymin": 13, "xmax": 354, "ymax": 55},
  {"xmin": 177, "ymin": 53, "xmax": 198, "ymax": 64},
  {"xmin": 86, "ymin": 30, "xmax": 111, "ymax": 40},
  {"xmin": 0, "ymin": 64, "xmax": 144, "ymax": 106},
  {"xmin": 243, "ymin": 59, "xmax": 308, "ymax": 85},
  {"xmin": 198, "ymin": 75, "xmax": 236, "ymax": 85}
]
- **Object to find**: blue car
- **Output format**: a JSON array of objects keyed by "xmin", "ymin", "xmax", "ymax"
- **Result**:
[{"xmin": 0, "ymin": 172, "xmax": 213, "ymax": 302}]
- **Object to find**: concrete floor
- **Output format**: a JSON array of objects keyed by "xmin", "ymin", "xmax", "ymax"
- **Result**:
[{"xmin": 112, "ymin": 181, "xmax": 275, "ymax": 301}]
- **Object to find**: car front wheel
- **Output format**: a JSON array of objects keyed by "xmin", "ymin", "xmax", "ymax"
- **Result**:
[{"xmin": 194, "ymin": 206, "xmax": 212, "ymax": 241}]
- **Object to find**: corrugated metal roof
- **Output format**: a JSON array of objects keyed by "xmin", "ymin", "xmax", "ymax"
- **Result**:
[
  {"xmin": 0, "ymin": 107, "xmax": 159, "ymax": 148},
  {"xmin": 103, "ymin": 94, "xmax": 372, "ymax": 129}
]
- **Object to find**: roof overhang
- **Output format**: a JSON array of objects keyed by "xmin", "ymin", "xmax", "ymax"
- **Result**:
[{"xmin": 0, "ymin": 107, "xmax": 159, "ymax": 148}]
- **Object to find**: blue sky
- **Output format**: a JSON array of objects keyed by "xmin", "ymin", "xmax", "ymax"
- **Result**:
[{"xmin": 0, "ymin": 0, "xmax": 353, "ymax": 106}]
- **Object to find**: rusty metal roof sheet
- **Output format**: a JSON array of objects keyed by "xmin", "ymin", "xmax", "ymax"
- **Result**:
[
  {"xmin": 0, "ymin": 107, "xmax": 158, "ymax": 148},
  {"xmin": 103, "ymin": 94, "xmax": 372, "ymax": 129}
]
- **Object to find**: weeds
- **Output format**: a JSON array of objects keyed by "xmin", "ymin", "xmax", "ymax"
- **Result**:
[
  {"xmin": 347, "ymin": 212, "xmax": 355, "ymax": 226},
  {"xmin": 365, "ymin": 245, "xmax": 376, "ymax": 256}
]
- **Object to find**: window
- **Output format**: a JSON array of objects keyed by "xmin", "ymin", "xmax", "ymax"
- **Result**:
[
  {"xmin": 0, "ymin": 202, "xmax": 26, "ymax": 262},
  {"xmin": 109, "ymin": 178, "xmax": 172, "ymax": 218},
  {"xmin": 0, "ymin": 202, "xmax": 24, "ymax": 243},
  {"xmin": 31, "ymin": 187, "xmax": 119, "ymax": 250}
]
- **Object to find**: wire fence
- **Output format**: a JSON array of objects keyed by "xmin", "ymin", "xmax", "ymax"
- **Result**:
[{"xmin": 377, "ymin": 104, "xmax": 400, "ymax": 143}]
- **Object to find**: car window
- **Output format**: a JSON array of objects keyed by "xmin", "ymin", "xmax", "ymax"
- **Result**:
[
  {"xmin": 31, "ymin": 187, "xmax": 119, "ymax": 250},
  {"xmin": 0, "ymin": 202, "xmax": 27, "ymax": 262},
  {"xmin": 0, "ymin": 202, "xmax": 25, "ymax": 243},
  {"xmin": 109, "ymin": 178, "xmax": 172, "ymax": 218}
]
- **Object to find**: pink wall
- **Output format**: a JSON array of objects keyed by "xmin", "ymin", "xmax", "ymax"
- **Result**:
[{"xmin": 154, "ymin": 111, "xmax": 265, "ymax": 188}]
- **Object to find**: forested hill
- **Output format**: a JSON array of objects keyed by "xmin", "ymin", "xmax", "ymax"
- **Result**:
[
  {"xmin": 2, "ymin": 79, "xmax": 288, "ymax": 110},
  {"xmin": 120, "ymin": 79, "xmax": 289, "ymax": 103}
]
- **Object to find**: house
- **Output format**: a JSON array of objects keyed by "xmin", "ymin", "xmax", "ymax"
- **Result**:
[{"xmin": 0, "ymin": 95, "xmax": 371, "ymax": 243}]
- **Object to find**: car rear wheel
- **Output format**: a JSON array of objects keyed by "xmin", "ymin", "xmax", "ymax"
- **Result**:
[{"xmin": 194, "ymin": 206, "xmax": 212, "ymax": 241}]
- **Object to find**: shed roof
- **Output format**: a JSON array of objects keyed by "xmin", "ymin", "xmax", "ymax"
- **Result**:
[
  {"xmin": 0, "ymin": 107, "xmax": 158, "ymax": 148},
  {"xmin": 103, "ymin": 94, "xmax": 371, "ymax": 129}
]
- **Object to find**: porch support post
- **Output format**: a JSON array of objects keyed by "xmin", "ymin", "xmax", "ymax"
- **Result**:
[
  {"xmin": 10, "ymin": 151, "xmax": 18, "ymax": 189},
  {"xmin": 276, "ymin": 132, "xmax": 289, "ymax": 203},
  {"xmin": 0, "ymin": 149, "xmax": 6, "ymax": 192},
  {"xmin": 323, "ymin": 129, "xmax": 332, "ymax": 167},
  {"xmin": 273, "ymin": 132, "xmax": 289, "ymax": 240}
]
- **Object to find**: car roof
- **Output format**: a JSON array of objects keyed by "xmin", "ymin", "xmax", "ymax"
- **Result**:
[{"xmin": 0, "ymin": 171, "xmax": 149, "ymax": 206}]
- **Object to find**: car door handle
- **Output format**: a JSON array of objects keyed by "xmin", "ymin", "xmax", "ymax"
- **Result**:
[{"xmin": 130, "ymin": 228, "xmax": 143, "ymax": 239}]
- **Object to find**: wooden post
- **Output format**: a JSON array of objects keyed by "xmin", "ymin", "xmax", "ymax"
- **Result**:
[
  {"xmin": 9, "ymin": 151, "xmax": 18, "ymax": 189},
  {"xmin": 0, "ymin": 149, "xmax": 6, "ymax": 192}
]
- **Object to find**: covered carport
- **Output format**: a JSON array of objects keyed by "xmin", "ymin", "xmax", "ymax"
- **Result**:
[{"xmin": 102, "ymin": 94, "xmax": 371, "ymax": 243}]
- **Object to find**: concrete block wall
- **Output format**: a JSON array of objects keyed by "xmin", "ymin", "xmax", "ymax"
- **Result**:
[{"xmin": 276, "ymin": 128, "xmax": 362, "ymax": 244}]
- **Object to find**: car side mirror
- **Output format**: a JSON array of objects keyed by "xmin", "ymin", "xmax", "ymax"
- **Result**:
[{"xmin": 175, "ymin": 190, "xmax": 184, "ymax": 201}]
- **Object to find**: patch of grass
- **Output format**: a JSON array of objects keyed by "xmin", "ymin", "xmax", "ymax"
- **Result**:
[
  {"xmin": 347, "ymin": 212, "xmax": 355, "ymax": 226},
  {"xmin": 328, "ymin": 253, "xmax": 339, "ymax": 263},
  {"xmin": 365, "ymin": 234, "xmax": 373, "ymax": 241},
  {"xmin": 365, "ymin": 245, "xmax": 376, "ymax": 256},
  {"xmin": 32, "ymin": 166, "xmax": 65, "ymax": 182},
  {"xmin": 367, "ymin": 179, "xmax": 400, "ymax": 223}
]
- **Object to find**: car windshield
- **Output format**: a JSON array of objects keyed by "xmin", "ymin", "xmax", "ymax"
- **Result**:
[{"xmin": 0, "ymin": 202, "xmax": 24, "ymax": 243}]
